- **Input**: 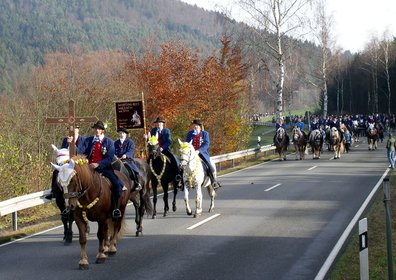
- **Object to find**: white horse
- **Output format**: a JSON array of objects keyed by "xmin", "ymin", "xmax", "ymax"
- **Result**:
[
  {"xmin": 131, "ymin": 111, "xmax": 141, "ymax": 127},
  {"xmin": 178, "ymin": 139, "xmax": 216, "ymax": 218}
]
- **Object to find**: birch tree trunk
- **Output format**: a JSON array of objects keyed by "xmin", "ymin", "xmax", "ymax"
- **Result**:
[{"xmin": 237, "ymin": 0, "xmax": 312, "ymax": 119}]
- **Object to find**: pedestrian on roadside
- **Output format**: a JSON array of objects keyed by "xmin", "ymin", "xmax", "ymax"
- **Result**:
[{"xmin": 386, "ymin": 133, "xmax": 396, "ymax": 169}]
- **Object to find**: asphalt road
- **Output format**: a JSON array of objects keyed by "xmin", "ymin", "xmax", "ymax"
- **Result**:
[{"xmin": 0, "ymin": 139, "xmax": 390, "ymax": 280}]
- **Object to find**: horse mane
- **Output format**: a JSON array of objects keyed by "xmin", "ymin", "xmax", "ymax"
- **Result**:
[{"xmin": 71, "ymin": 155, "xmax": 95, "ymax": 186}]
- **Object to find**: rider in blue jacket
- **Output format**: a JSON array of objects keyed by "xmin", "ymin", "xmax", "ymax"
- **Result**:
[
  {"xmin": 186, "ymin": 119, "xmax": 221, "ymax": 189},
  {"xmin": 114, "ymin": 127, "xmax": 142, "ymax": 191}
]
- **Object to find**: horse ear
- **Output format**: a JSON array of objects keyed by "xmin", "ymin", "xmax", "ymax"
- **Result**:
[
  {"xmin": 188, "ymin": 140, "xmax": 193, "ymax": 145},
  {"xmin": 51, "ymin": 144, "xmax": 58, "ymax": 152},
  {"xmin": 178, "ymin": 138, "xmax": 183, "ymax": 145},
  {"xmin": 50, "ymin": 162, "xmax": 61, "ymax": 171},
  {"xmin": 69, "ymin": 159, "xmax": 75, "ymax": 169}
]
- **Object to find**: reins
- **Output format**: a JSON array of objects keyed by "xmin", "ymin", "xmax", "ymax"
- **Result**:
[{"xmin": 149, "ymin": 154, "xmax": 167, "ymax": 189}]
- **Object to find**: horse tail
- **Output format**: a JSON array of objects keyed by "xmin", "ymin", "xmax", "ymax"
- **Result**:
[{"xmin": 142, "ymin": 190, "xmax": 154, "ymax": 217}]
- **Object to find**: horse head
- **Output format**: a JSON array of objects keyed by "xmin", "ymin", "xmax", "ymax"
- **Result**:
[
  {"xmin": 50, "ymin": 156, "xmax": 92, "ymax": 210},
  {"xmin": 147, "ymin": 133, "xmax": 161, "ymax": 159},
  {"xmin": 276, "ymin": 127, "xmax": 285, "ymax": 141},
  {"xmin": 330, "ymin": 127, "xmax": 339, "ymax": 137},
  {"xmin": 292, "ymin": 126, "xmax": 302, "ymax": 141},
  {"xmin": 51, "ymin": 144, "xmax": 70, "ymax": 165},
  {"xmin": 178, "ymin": 139, "xmax": 197, "ymax": 169}
]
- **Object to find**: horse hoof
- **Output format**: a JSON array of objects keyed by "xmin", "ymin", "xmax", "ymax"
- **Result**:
[
  {"xmin": 194, "ymin": 213, "xmax": 201, "ymax": 218},
  {"xmin": 172, "ymin": 203, "xmax": 177, "ymax": 212},
  {"xmin": 79, "ymin": 264, "xmax": 89, "ymax": 270},
  {"xmin": 163, "ymin": 212, "xmax": 167, "ymax": 217},
  {"xmin": 152, "ymin": 215, "xmax": 156, "ymax": 219},
  {"xmin": 136, "ymin": 231, "xmax": 142, "ymax": 237},
  {"xmin": 107, "ymin": 251, "xmax": 116, "ymax": 256},
  {"xmin": 187, "ymin": 210, "xmax": 193, "ymax": 216},
  {"xmin": 95, "ymin": 258, "xmax": 106, "ymax": 264}
]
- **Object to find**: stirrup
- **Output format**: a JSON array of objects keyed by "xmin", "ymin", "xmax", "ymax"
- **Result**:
[
  {"xmin": 112, "ymin": 209, "xmax": 122, "ymax": 219},
  {"xmin": 45, "ymin": 192, "xmax": 54, "ymax": 200},
  {"xmin": 134, "ymin": 182, "xmax": 142, "ymax": 191},
  {"xmin": 175, "ymin": 174, "xmax": 182, "ymax": 182},
  {"xmin": 212, "ymin": 181, "xmax": 221, "ymax": 190}
]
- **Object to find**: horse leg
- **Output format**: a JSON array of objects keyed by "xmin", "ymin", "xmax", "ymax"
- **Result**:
[
  {"xmin": 163, "ymin": 183, "xmax": 169, "ymax": 217},
  {"xmin": 62, "ymin": 211, "xmax": 74, "ymax": 244},
  {"xmin": 184, "ymin": 187, "xmax": 192, "ymax": 216},
  {"xmin": 109, "ymin": 213, "xmax": 124, "ymax": 255},
  {"xmin": 194, "ymin": 186, "xmax": 203, "ymax": 218},
  {"xmin": 75, "ymin": 218, "xmax": 90, "ymax": 270},
  {"xmin": 294, "ymin": 144, "xmax": 298, "ymax": 160},
  {"xmin": 135, "ymin": 199, "xmax": 145, "ymax": 236},
  {"xmin": 152, "ymin": 184, "xmax": 157, "ymax": 219},
  {"xmin": 172, "ymin": 183, "xmax": 178, "ymax": 212},
  {"xmin": 95, "ymin": 220, "xmax": 108, "ymax": 263},
  {"xmin": 207, "ymin": 185, "xmax": 215, "ymax": 212}
]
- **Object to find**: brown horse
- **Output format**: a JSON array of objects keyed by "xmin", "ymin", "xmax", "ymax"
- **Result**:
[
  {"xmin": 308, "ymin": 129, "xmax": 323, "ymax": 159},
  {"xmin": 292, "ymin": 127, "xmax": 307, "ymax": 160},
  {"xmin": 51, "ymin": 155, "xmax": 132, "ymax": 270},
  {"xmin": 274, "ymin": 127, "xmax": 289, "ymax": 161},
  {"xmin": 367, "ymin": 125, "xmax": 378, "ymax": 150},
  {"xmin": 329, "ymin": 127, "xmax": 344, "ymax": 159}
]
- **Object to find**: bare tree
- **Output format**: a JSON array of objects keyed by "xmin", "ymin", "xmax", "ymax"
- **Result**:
[
  {"xmin": 362, "ymin": 38, "xmax": 380, "ymax": 113},
  {"xmin": 311, "ymin": 0, "xmax": 333, "ymax": 117},
  {"xmin": 379, "ymin": 32, "xmax": 394, "ymax": 115},
  {"xmin": 236, "ymin": 0, "xmax": 312, "ymax": 118}
]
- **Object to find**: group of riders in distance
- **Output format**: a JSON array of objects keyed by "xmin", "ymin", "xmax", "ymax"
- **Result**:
[
  {"xmin": 273, "ymin": 113, "xmax": 395, "ymax": 161},
  {"xmin": 46, "ymin": 117, "xmax": 222, "ymax": 269}
]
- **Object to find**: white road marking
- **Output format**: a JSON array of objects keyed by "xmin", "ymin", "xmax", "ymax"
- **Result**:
[
  {"xmin": 187, "ymin": 213, "xmax": 221, "ymax": 230},
  {"xmin": 307, "ymin": 166, "xmax": 317, "ymax": 171},
  {"xmin": 265, "ymin": 183, "xmax": 281, "ymax": 192}
]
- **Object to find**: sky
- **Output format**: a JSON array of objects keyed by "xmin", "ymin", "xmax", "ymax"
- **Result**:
[{"xmin": 180, "ymin": 0, "xmax": 396, "ymax": 53}]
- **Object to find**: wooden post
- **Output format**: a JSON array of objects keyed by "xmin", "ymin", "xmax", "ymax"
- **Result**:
[
  {"xmin": 141, "ymin": 91, "xmax": 148, "ymax": 159},
  {"xmin": 45, "ymin": 99, "xmax": 98, "ymax": 155}
]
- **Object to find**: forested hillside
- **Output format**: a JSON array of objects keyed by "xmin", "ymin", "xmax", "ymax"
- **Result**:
[{"xmin": 0, "ymin": 0, "xmax": 229, "ymax": 92}]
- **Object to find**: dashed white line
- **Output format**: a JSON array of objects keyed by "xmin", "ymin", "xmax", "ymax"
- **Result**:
[
  {"xmin": 187, "ymin": 213, "xmax": 221, "ymax": 230},
  {"xmin": 265, "ymin": 183, "xmax": 281, "ymax": 192},
  {"xmin": 308, "ymin": 166, "xmax": 318, "ymax": 171}
]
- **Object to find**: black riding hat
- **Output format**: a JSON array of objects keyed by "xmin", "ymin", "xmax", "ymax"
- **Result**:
[
  {"xmin": 191, "ymin": 119, "xmax": 202, "ymax": 126},
  {"xmin": 117, "ymin": 127, "xmax": 129, "ymax": 134},
  {"xmin": 92, "ymin": 121, "xmax": 105, "ymax": 130},
  {"xmin": 153, "ymin": 117, "xmax": 165, "ymax": 123}
]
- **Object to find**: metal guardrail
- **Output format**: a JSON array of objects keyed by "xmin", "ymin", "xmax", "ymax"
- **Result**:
[{"xmin": 0, "ymin": 145, "xmax": 275, "ymax": 230}]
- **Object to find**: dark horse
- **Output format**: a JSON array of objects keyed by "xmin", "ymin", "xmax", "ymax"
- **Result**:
[
  {"xmin": 308, "ymin": 129, "xmax": 324, "ymax": 159},
  {"xmin": 112, "ymin": 157, "xmax": 153, "ymax": 236},
  {"xmin": 147, "ymin": 136, "xmax": 179, "ymax": 218},
  {"xmin": 50, "ymin": 170, "xmax": 74, "ymax": 244},
  {"xmin": 274, "ymin": 127, "xmax": 289, "ymax": 161},
  {"xmin": 49, "ymin": 144, "xmax": 74, "ymax": 244},
  {"xmin": 51, "ymin": 155, "xmax": 133, "ymax": 269},
  {"xmin": 367, "ymin": 124, "xmax": 379, "ymax": 150}
]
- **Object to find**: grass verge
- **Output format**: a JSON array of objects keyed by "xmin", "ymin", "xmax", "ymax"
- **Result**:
[{"xmin": 330, "ymin": 169, "xmax": 396, "ymax": 279}]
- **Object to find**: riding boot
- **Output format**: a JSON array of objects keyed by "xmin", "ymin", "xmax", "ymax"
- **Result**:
[
  {"xmin": 111, "ymin": 194, "xmax": 121, "ymax": 219},
  {"xmin": 207, "ymin": 169, "xmax": 221, "ymax": 190},
  {"xmin": 130, "ymin": 170, "xmax": 142, "ymax": 191}
]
